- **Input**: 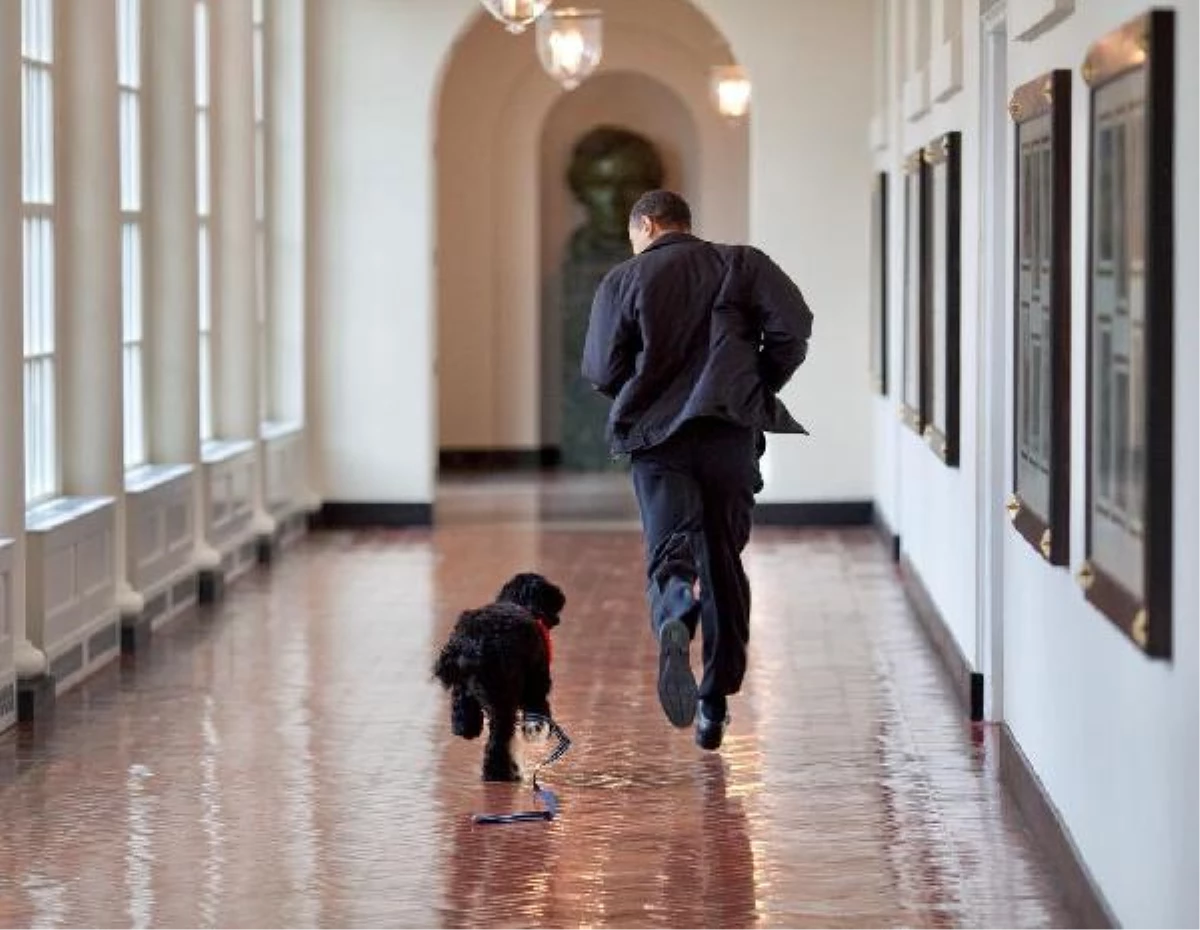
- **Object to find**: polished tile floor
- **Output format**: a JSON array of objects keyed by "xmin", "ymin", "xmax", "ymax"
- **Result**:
[{"xmin": 0, "ymin": 479, "xmax": 1075, "ymax": 928}]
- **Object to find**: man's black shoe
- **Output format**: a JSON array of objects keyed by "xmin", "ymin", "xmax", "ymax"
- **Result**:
[
  {"xmin": 695, "ymin": 700, "xmax": 729, "ymax": 751},
  {"xmin": 657, "ymin": 618, "xmax": 698, "ymax": 727}
]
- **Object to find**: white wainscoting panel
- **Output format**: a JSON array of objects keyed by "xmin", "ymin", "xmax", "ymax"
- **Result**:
[
  {"xmin": 202, "ymin": 440, "xmax": 257, "ymax": 582},
  {"xmin": 0, "ymin": 539, "xmax": 15, "ymax": 730},
  {"xmin": 264, "ymin": 421, "xmax": 305, "ymax": 519},
  {"xmin": 25, "ymin": 498, "xmax": 120, "ymax": 694},
  {"xmin": 126, "ymin": 464, "xmax": 198, "ymax": 630}
]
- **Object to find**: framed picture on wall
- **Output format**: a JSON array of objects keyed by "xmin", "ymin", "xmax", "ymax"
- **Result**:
[
  {"xmin": 869, "ymin": 171, "xmax": 889, "ymax": 395},
  {"xmin": 1007, "ymin": 70, "xmax": 1072, "ymax": 565},
  {"xmin": 1080, "ymin": 8, "xmax": 1174, "ymax": 658},
  {"xmin": 899, "ymin": 151, "xmax": 926, "ymax": 432},
  {"xmin": 922, "ymin": 132, "xmax": 961, "ymax": 467}
]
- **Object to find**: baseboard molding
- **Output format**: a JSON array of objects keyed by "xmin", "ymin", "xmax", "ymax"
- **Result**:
[
  {"xmin": 873, "ymin": 507, "xmax": 901, "ymax": 562},
  {"xmin": 997, "ymin": 723, "xmax": 1118, "ymax": 928},
  {"xmin": 753, "ymin": 500, "xmax": 873, "ymax": 527},
  {"xmin": 439, "ymin": 447, "xmax": 561, "ymax": 472},
  {"xmin": 311, "ymin": 502, "xmax": 434, "ymax": 529},
  {"xmin": 898, "ymin": 554, "xmax": 984, "ymax": 721}
]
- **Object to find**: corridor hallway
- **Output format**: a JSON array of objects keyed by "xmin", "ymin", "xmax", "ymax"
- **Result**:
[{"xmin": 0, "ymin": 480, "xmax": 1075, "ymax": 928}]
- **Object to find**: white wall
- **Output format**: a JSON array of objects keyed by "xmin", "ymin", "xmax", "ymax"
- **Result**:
[
  {"xmin": 869, "ymin": 0, "xmax": 1200, "ymax": 925},
  {"xmin": 306, "ymin": 0, "xmax": 468, "ymax": 503},
  {"xmin": 310, "ymin": 0, "xmax": 877, "ymax": 504},
  {"xmin": 999, "ymin": 2, "xmax": 1199, "ymax": 926},
  {"xmin": 697, "ymin": 0, "xmax": 878, "ymax": 504},
  {"xmin": 893, "ymin": 0, "xmax": 983, "ymax": 663}
]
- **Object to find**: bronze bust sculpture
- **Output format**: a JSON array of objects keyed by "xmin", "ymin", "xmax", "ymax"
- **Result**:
[
  {"xmin": 559, "ymin": 126, "xmax": 665, "ymax": 470},
  {"xmin": 566, "ymin": 126, "xmax": 665, "ymax": 260}
]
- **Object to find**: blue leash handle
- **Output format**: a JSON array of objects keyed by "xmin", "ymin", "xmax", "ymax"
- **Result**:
[{"xmin": 472, "ymin": 715, "xmax": 570, "ymax": 825}]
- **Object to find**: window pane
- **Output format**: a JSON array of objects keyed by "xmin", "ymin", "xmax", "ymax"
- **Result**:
[
  {"xmin": 119, "ymin": 90, "xmax": 141, "ymax": 210},
  {"xmin": 255, "ymin": 126, "xmax": 266, "ymax": 222},
  {"xmin": 199, "ymin": 335, "xmax": 213, "ymax": 441},
  {"xmin": 118, "ymin": 0, "xmax": 141, "ymax": 87},
  {"xmin": 194, "ymin": 1, "xmax": 209, "ymax": 107},
  {"xmin": 196, "ymin": 110, "xmax": 210, "ymax": 216},
  {"xmin": 253, "ymin": 27, "xmax": 265, "ymax": 123},
  {"xmin": 198, "ymin": 223, "xmax": 211, "ymax": 331}
]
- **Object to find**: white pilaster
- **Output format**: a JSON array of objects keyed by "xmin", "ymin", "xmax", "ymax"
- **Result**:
[
  {"xmin": 213, "ymin": 0, "xmax": 273, "ymax": 539},
  {"xmin": 269, "ymin": 0, "xmax": 306, "ymax": 429},
  {"xmin": 212, "ymin": 0, "xmax": 258, "ymax": 445},
  {"xmin": 270, "ymin": 0, "xmax": 317, "ymax": 516},
  {"xmin": 58, "ymin": 0, "xmax": 130, "ymax": 608},
  {"xmin": 0, "ymin": 0, "xmax": 46, "ymax": 680},
  {"xmin": 145, "ymin": 0, "xmax": 217, "ymax": 569}
]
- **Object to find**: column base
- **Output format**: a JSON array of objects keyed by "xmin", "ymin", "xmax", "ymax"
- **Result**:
[
  {"xmin": 17, "ymin": 674, "xmax": 56, "ymax": 724},
  {"xmin": 197, "ymin": 567, "xmax": 226, "ymax": 605},
  {"xmin": 121, "ymin": 611, "xmax": 154, "ymax": 655},
  {"xmin": 256, "ymin": 534, "xmax": 275, "ymax": 566}
]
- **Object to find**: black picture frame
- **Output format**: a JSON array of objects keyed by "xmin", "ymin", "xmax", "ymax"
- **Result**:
[
  {"xmin": 922, "ymin": 131, "xmax": 961, "ymax": 467},
  {"xmin": 1008, "ymin": 70, "xmax": 1072, "ymax": 565},
  {"xmin": 900, "ymin": 151, "xmax": 926, "ymax": 432},
  {"xmin": 870, "ymin": 171, "xmax": 889, "ymax": 395},
  {"xmin": 1080, "ymin": 8, "xmax": 1174, "ymax": 658}
]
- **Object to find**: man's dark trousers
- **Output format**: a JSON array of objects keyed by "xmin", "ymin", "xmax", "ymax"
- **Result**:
[{"xmin": 630, "ymin": 417, "xmax": 759, "ymax": 704}]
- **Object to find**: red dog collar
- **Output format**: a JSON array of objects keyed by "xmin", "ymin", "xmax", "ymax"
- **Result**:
[{"xmin": 535, "ymin": 618, "xmax": 553, "ymax": 665}]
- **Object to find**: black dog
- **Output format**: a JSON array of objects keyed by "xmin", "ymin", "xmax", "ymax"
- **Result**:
[{"xmin": 432, "ymin": 573, "xmax": 565, "ymax": 781}]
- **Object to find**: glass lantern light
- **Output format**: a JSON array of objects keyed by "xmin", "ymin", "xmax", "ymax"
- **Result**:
[
  {"xmin": 478, "ymin": 0, "xmax": 554, "ymax": 35},
  {"xmin": 536, "ymin": 8, "xmax": 603, "ymax": 91}
]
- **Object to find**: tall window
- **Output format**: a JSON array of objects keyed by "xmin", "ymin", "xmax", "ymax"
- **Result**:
[
  {"xmin": 118, "ymin": 0, "xmax": 146, "ymax": 467},
  {"xmin": 253, "ymin": 0, "xmax": 270, "ymax": 421},
  {"xmin": 22, "ymin": 0, "xmax": 57, "ymax": 504},
  {"xmin": 195, "ymin": 0, "xmax": 213, "ymax": 441}
]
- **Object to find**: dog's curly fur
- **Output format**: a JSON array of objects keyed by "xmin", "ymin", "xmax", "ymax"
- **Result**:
[{"xmin": 432, "ymin": 573, "xmax": 566, "ymax": 781}]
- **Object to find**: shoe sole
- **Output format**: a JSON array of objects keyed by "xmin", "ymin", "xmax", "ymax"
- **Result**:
[
  {"xmin": 695, "ymin": 723, "xmax": 726, "ymax": 751},
  {"xmin": 658, "ymin": 619, "xmax": 698, "ymax": 728}
]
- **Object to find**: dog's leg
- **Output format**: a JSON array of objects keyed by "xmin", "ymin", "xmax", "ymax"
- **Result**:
[
  {"xmin": 450, "ymin": 686, "xmax": 484, "ymax": 740},
  {"xmin": 482, "ymin": 705, "xmax": 520, "ymax": 782},
  {"xmin": 520, "ymin": 660, "xmax": 553, "ymax": 728}
]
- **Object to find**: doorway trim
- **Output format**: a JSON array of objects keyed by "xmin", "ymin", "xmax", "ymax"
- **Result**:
[{"xmin": 975, "ymin": 0, "xmax": 1009, "ymax": 722}]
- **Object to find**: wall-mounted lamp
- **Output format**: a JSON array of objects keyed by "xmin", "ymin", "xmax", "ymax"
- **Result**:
[{"xmin": 711, "ymin": 64, "xmax": 751, "ymax": 119}]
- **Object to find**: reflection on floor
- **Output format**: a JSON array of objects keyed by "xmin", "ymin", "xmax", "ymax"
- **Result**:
[{"xmin": 0, "ymin": 474, "xmax": 1076, "ymax": 927}]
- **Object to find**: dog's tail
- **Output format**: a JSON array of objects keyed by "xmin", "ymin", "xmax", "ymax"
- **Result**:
[{"xmin": 432, "ymin": 638, "xmax": 484, "ymax": 688}]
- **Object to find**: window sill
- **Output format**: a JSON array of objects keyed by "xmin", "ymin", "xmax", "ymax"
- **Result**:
[
  {"xmin": 201, "ymin": 438, "xmax": 256, "ymax": 465},
  {"xmin": 25, "ymin": 496, "xmax": 115, "ymax": 534},
  {"xmin": 262, "ymin": 419, "xmax": 303, "ymax": 443},
  {"xmin": 125, "ymin": 463, "xmax": 195, "ymax": 495}
]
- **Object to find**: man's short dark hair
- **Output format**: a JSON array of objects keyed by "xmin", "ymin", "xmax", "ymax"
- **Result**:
[{"xmin": 629, "ymin": 190, "xmax": 692, "ymax": 229}]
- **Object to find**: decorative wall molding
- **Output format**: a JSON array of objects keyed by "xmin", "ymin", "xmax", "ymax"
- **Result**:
[
  {"xmin": 905, "ymin": 67, "xmax": 931, "ymax": 121},
  {"xmin": 1011, "ymin": 0, "xmax": 1074, "ymax": 42},
  {"xmin": 869, "ymin": 111, "xmax": 888, "ymax": 152},
  {"xmin": 931, "ymin": 34, "xmax": 963, "ymax": 102}
]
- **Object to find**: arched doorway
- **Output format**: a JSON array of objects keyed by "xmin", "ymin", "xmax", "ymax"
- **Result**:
[
  {"xmin": 433, "ymin": 0, "xmax": 748, "ymax": 474},
  {"xmin": 539, "ymin": 72, "xmax": 700, "ymax": 467}
]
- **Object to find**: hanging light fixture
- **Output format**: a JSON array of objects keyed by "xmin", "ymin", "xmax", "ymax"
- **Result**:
[
  {"xmin": 536, "ymin": 8, "xmax": 603, "ymax": 91},
  {"xmin": 478, "ymin": 0, "xmax": 554, "ymax": 35},
  {"xmin": 711, "ymin": 64, "xmax": 752, "ymax": 120}
]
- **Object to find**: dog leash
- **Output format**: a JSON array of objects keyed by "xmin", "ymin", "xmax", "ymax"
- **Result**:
[{"xmin": 472, "ymin": 714, "xmax": 572, "ymax": 825}]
